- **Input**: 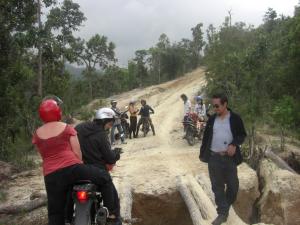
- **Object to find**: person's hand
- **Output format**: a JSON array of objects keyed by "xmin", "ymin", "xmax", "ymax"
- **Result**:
[
  {"xmin": 106, "ymin": 164, "xmax": 115, "ymax": 171},
  {"xmin": 113, "ymin": 148, "xmax": 123, "ymax": 154},
  {"xmin": 113, "ymin": 148, "xmax": 123, "ymax": 161},
  {"xmin": 227, "ymin": 144, "xmax": 236, "ymax": 157}
]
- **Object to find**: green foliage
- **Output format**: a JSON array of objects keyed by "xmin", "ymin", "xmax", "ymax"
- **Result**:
[
  {"xmin": 272, "ymin": 96, "xmax": 296, "ymax": 128},
  {"xmin": 204, "ymin": 4, "xmax": 300, "ymax": 137}
]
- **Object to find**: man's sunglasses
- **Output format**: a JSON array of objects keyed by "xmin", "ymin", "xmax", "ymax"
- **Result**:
[{"xmin": 213, "ymin": 104, "xmax": 221, "ymax": 109}]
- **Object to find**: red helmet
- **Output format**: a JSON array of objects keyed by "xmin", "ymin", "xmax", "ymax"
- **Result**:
[{"xmin": 39, "ymin": 99, "xmax": 62, "ymax": 123}]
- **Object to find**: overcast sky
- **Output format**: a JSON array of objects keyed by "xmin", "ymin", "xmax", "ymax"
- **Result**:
[{"xmin": 72, "ymin": 0, "xmax": 299, "ymax": 67}]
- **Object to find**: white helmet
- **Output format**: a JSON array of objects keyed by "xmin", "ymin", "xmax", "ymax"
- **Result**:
[{"xmin": 95, "ymin": 108, "xmax": 115, "ymax": 120}]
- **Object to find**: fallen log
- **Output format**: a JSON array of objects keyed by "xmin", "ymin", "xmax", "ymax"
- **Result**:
[
  {"xmin": 186, "ymin": 175, "xmax": 216, "ymax": 220},
  {"xmin": 118, "ymin": 182, "xmax": 133, "ymax": 223},
  {"xmin": 196, "ymin": 174, "xmax": 247, "ymax": 225},
  {"xmin": 264, "ymin": 146, "xmax": 296, "ymax": 173},
  {"xmin": 0, "ymin": 193, "xmax": 47, "ymax": 214},
  {"xmin": 176, "ymin": 176, "xmax": 206, "ymax": 225},
  {"xmin": 10, "ymin": 170, "xmax": 36, "ymax": 180}
]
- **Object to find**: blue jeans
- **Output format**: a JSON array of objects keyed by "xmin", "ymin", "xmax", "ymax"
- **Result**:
[
  {"xmin": 111, "ymin": 123, "xmax": 125, "ymax": 143},
  {"xmin": 208, "ymin": 154, "xmax": 239, "ymax": 216}
]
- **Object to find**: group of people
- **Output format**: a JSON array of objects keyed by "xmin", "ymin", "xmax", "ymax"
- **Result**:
[
  {"xmin": 110, "ymin": 99, "xmax": 155, "ymax": 145},
  {"xmin": 181, "ymin": 93, "xmax": 207, "ymax": 121},
  {"xmin": 33, "ymin": 92, "xmax": 246, "ymax": 225},
  {"xmin": 32, "ymin": 97, "xmax": 156, "ymax": 225}
]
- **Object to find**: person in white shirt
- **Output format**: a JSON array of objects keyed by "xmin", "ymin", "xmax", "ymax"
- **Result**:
[
  {"xmin": 180, "ymin": 94, "xmax": 191, "ymax": 132},
  {"xmin": 194, "ymin": 96, "xmax": 206, "ymax": 121}
]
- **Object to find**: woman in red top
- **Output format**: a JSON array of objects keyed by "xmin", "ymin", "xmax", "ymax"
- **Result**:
[{"xmin": 32, "ymin": 97, "xmax": 110, "ymax": 225}]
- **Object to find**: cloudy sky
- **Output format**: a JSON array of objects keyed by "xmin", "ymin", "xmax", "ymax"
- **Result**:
[{"xmin": 72, "ymin": 0, "xmax": 299, "ymax": 66}]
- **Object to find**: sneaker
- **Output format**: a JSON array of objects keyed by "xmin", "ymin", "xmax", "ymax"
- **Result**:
[{"xmin": 212, "ymin": 214, "xmax": 228, "ymax": 225}]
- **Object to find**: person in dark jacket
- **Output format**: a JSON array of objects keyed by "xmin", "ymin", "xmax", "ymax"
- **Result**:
[
  {"xmin": 136, "ymin": 99, "xmax": 155, "ymax": 136},
  {"xmin": 75, "ymin": 108, "xmax": 122, "ymax": 225},
  {"xmin": 199, "ymin": 93, "xmax": 246, "ymax": 225}
]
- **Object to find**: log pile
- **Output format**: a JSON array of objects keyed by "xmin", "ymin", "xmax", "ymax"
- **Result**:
[{"xmin": 177, "ymin": 174, "xmax": 248, "ymax": 225}]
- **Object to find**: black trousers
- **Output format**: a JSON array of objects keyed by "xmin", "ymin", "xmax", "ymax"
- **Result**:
[
  {"xmin": 129, "ymin": 116, "xmax": 137, "ymax": 138},
  {"xmin": 208, "ymin": 154, "xmax": 239, "ymax": 216},
  {"xmin": 44, "ymin": 164, "xmax": 117, "ymax": 225}
]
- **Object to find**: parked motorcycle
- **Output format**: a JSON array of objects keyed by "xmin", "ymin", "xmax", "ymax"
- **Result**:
[{"xmin": 182, "ymin": 112, "xmax": 206, "ymax": 146}]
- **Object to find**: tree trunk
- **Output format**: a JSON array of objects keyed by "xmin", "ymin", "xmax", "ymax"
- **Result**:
[
  {"xmin": 37, "ymin": 0, "xmax": 43, "ymax": 97},
  {"xmin": 264, "ymin": 147, "xmax": 296, "ymax": 173},
  {"xmin": 176, "ymin": 176, "xmax": 205, "ymax": 225},
  {"xmin": 280, "ymin": 127, "xmax": 285, "ymax": 152},
  {"xmin": 0, "ymin": 193, "xmax": 47, "ymax": 214}
]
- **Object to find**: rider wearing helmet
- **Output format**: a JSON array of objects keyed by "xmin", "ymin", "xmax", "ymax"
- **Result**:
[
  {"xmin": 194, "ymin": 96, "xmax": 206, "ymax": 121},
  {"xmin": 75, "ymin": 108, "xmax": 122, "ymax": 225},
  {"xmin": 136, "ymin": 99, "xmax": 155, "ymax": 136},
  {"xmin": 110, "ymin": 100, "xmax": 126, "ymax": 145},
  {"xmin": 33, "ymin": 97, "xmax": 111, "ymax": 225}
]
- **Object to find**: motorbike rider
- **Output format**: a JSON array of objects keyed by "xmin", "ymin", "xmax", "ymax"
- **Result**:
[
  {"xmin": 32, "ymin": 97, "xmax": 111, "ymax": 225},
  {"xmin": 136, "ymin": 99, "xmax": 155, "ymax": 136},
  {"xmin": 75, "ymin": 108, "xmax": 122, "ymax": 225},
  {"xmin": 110, "ymin": 100, "xmax": 126, "ymax": 145},
  {"xmin": 181, "ymin": 94, "xmax": 191, "ymax": 133},
  {"xmin": 128, "ymin": 99, "xmax": 139, "ymax": 138},
  {"xmin": 194, "ymin": 96, "xmax": 207, "ymax": 122}
]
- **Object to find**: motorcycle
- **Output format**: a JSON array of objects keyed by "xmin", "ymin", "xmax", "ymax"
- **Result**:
[
  {"xmin": 71, "ymin": 148, "xmax": 123, "ymax": 225},
  {"xmin": 141, "ymin": 112, "xmax": 154, "ymax": 137},
  {"xmin": 182, "ymin": 112, "xmax": 206, "ymax": 146},
  {"xmin": 72, "ymin": 181, "xmax": 108, "ymax": 225},
  {"xmin": 142, "ymin": 118, "xmax": 150, "ymax": 137},
  {"xmin": 120, "ymin": 111, "xmax": 130, "ymax": 138}
]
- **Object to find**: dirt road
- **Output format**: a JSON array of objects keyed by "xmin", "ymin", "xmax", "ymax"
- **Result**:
[{"xmin": 111, "ymin": 68, "xmax": 207, "ymax": 194}]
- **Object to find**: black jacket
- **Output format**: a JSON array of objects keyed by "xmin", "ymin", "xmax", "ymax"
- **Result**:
[
  {"xmin": 139, "ymin": 105, "xmax": 154, "ymax": 117},
  {"xmin": 199, "ymin": 110, "xmax": 247, "ymax": 165},
  {"xmin": 75, "ymin": 121, "xmax": 118, "ymax": 169}
]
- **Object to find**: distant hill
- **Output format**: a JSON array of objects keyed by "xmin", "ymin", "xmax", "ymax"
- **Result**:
[
  {"xmin": 65, "ymin": 64, "xmax": 85, "ymax": 80},
  {"xmin": 65, "ymin": 64, "xmax": 104, "ymax": 80}
]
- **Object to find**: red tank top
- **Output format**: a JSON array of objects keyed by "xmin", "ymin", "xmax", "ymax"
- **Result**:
[{"xmin": 32, "ymin": 125, "xmax": 82, "ymax": 176}]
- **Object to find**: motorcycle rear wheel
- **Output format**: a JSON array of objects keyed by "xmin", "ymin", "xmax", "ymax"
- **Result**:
[
  {"xmin": 73, "ymin": 201, "xmax": 93, "ymax": 225},
  {"xmin": 186, "ymin": 127, "xmax": 195, "ymax": 146}
]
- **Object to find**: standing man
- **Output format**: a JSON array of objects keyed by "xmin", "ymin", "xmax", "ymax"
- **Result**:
[
  {"xmin": 136, "ymin": 99, "xmax": 155, "ymax": 136},
  {"xmin": 180, "ymin": 94, "xmax": 192, "ymax": 135},
  {"xmin": 199, "ymin": 93, "xmax": 246, "ymax": 225},
  {"xmin": 110, "ymin": 100, "xmax": 126, "ymax": 145}
]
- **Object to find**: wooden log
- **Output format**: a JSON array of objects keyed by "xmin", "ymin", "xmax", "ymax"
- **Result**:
[
  {"xmin": 196, "ymin": 174, "xmax": 247, "ymax": 225},
  {"xmin": 118, "ymin": 182, "xmax": 133, "ymax": 223},
  {"xmin": 0, "ymin": 194, "xmax": 47, "ymax": 214},
  {"xmin": 176, "ymin": 176, "xmax": 207, "ymax": 225},
  {"xmin": 264, "ymin": 146, "xmax": 296, "ymax": 173},
  {"xmin": 186, "ymin": 175, "xmax": 216, "ymax": 220}
]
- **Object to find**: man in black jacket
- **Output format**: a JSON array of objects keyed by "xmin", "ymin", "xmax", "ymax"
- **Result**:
[
  {"xmin": 75, "ymin": 108, "xmax": 122, "ymax": 225},
  {"xmin": 136, "ymin": 99, "xmax": 155, "ymax": 136},
  {"xmin": 199, "ymin": 93, "xmax": 246, "ymax": 225}
]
